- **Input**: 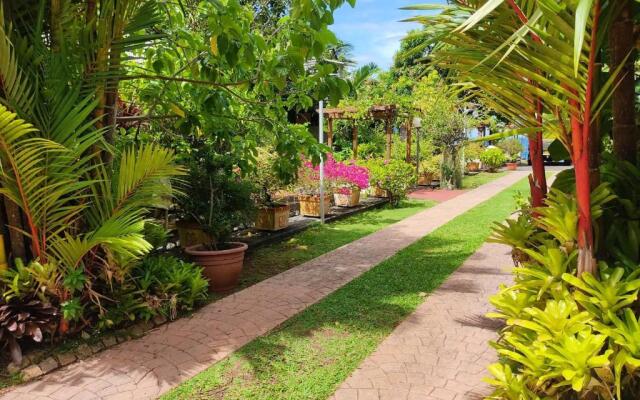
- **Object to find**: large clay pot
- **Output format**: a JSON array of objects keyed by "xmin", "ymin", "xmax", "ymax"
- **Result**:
[
  {"xmin": 185, "ymin": 242, "xmax": 248, "ymax": 292},
  {"xmin": 176, "ymin": 221, "xmax": 213, "ymax": 248},
  {"xmin": 506, "ymin": 162, "xmax": 518, "ymax": 171},
  {"xmin": 417, "ymin": 172, "xmax": 434, "ymax": 186},
  {"xmin": 298, "ymin": 194, "xmax": 331, "ymax": 217},
  {"xmin": 466, "ymin": 161, "xmax": 480, "ymax": 172},
  {"xmin": 372, "ymin": 185, "xmax": 388, "ymax": 198},
  {"xmin": 334, "ymin": 188, "xmax": 361, "ymax": 207},
  {"xmin": 255, "ymin": 204, "xmax": 290, "ymax": 231}
]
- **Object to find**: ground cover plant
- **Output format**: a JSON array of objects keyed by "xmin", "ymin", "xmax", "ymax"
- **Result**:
[{"xmin": 161, "ymin": 177, "xmax": 529, "ymax": 400}]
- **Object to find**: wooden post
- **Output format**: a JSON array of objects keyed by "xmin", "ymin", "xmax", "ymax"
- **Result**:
[
  {"xmin": 2, "ymin": 197, "xmax": 26, "ymax": 260},
  {"xmin": 406, "ymin": 120, "xmax": 412, "ymax": 163},
  {"xmin": 352, "ymin": 124, "xmax": 358, "ymax": 159},
  {"xmin": 385, "ymin": 118, "xmax": 392, "ymax": 159},
  {"xmin": 610, "ymin": 0, "xmax": 637, "ymax": 163},
  {"xmin": 327, "ymin": 118, "xmax": 334, "ymax": 149}
]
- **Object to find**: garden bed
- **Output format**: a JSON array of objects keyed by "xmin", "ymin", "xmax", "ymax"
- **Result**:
[
  {"xmin": 0, "ymin": 199, "xmax": 430, "ymax": 388},
  {"xmin": 235, "ymin": 196, "xmax": 389, "ymax": 251}
]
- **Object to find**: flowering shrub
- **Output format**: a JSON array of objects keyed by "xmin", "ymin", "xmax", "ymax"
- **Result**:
[
  {"xmin": 361, "ymin": 158, "xmax": 415, "ymax": 206},
  {"xmin": 298, "ymin": 154, "xmax": 369, "ymax": 195}
]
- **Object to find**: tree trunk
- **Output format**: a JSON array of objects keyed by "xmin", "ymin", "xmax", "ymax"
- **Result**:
[
  {"xmin": 2, "ymin": 197, "xmax": 26, "ymax": 261},
  {"xmin": 529, "ymin": 99, "xmax": 547, "ymax": 207},
  {"xmin": 573, "ymin": 0, "xmax": 601, "ymax": 276},
  {"xmin": 610, "ymin": 0, "xmax": 637, "ymax": 164}
]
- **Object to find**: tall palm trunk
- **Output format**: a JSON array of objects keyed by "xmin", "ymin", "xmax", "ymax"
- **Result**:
[
  {"xmin": 573, "ymin": 0, "xmax": 601, "ymax": 276},
  {"xmin": 529, "ymin": 99, "xmax": 547, "ymax": 207},
  {"xmin": 610, "ymin": 0, "xmax": 637, "ymax": 164},
  {"xmin": 505, "ymin": 0, "xmax": 547, "ymax": 207}
]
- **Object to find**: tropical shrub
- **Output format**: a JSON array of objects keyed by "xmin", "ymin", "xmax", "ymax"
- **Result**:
[
  {"xmin": 486, "ymin": 183, "xmax": 640, "ymax": 399},
  {"xmin": 362, "ymin": 158, "xmax": 415, "ymax": 206},
  {"xmin": 419, "ymin": 154, "xmax": 442, "ymax": 180},
  {"xmin": 480, "ymin": 147, "xmax": 507, "ymax": 172},
  {"xmin": 464, "ymin": 142, "xmax": 484, "ymax": 162},
  {"xmin": 253, "ymin": 147, "xmax": 289, "ymax": 207},
  {"xmin": 0, "ymin": 298, "xmax": 58, "ymax": 364},
  {"xmin": 132, "ymin": 256, "xmax": 208, "ymax": 320},
  {"xmin": 0, "ymin": 105, "xmax": 184, "ymax": 340},
  {"xmin": 179, "ymin": 145, "xmax": 256, "ymax": 249},
  {"xmin": 143, "ymin": 222, "xmax": 170, "ymax": 250},
  {"xmin": 497, "ymin": 138, "xmax": 524, "ymax": 162}
]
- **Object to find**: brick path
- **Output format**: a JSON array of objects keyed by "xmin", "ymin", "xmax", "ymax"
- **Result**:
[
  {"xmin": 3, "ymin": 171, "xmax": 527, "ymax": 400},
  {"xmin": 329, "ymin": 242, "xmax": 513, "ymax": 400},
  {"xmin": 408, "ymin": 188, "xmax": 467, "ymax": 203}
]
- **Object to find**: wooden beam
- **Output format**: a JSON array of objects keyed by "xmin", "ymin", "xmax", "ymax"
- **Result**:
[
  {"xmin": 406, "ymin": 120, "xmax": 412, "ymax": 163},
  {"xmin": 327, "ymin": 118, "xmax": 334, "ymax": 149},
  {"xmin": 352, "ymin": 124, "xmax": 358, "ymax": 159},
  {"xmin": 385, "ymin": 118, "xmax": 392, "ymax": 159}
]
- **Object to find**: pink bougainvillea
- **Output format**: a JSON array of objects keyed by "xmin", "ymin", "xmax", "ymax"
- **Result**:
[{"xmin": 299, "ymin": 154, "xmax": 369, "ymax": 195}]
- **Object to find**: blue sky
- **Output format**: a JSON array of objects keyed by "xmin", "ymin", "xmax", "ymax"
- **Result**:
[{"xmin": 331, "ymin": 0, "xmax": 446, "ymax": 70}]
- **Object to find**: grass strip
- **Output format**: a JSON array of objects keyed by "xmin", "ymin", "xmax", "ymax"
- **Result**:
[
  {"xmin": 461, "ymin": 171, "xmax": 508, "ymax": 189},
  {"xmin": 163, "ymin": 178, "xmax": 528, "ymax": 400},
  {"xmin": 234, "ymin": 199, "xmax": 435, "ymax": 292}
]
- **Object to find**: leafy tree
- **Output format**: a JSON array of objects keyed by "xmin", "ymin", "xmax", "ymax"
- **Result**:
[{"xmin": 127, "ymin": 0, "xmax": 356, "ymax": 180}]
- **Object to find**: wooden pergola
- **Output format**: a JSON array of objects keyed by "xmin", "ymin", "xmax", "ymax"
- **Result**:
[{"xmin": 322, "ymin": 105, "xmax": 408, "ymax": 160}]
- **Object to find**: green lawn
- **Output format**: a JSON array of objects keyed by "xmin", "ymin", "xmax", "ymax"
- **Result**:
[
  {"xmin": 461, "ymin": 171, "xmax": 509, "ymax": 189},
  {"xmin": 163, "ymin": 178, "xmax": 529, "ymax": 400},
  {"xmin": 233, "ymin": 199, "xmax": 435, "ymax": 293}
]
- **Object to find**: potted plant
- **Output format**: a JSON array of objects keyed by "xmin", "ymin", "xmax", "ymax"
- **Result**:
[
  {"xmin": 362, "ymin": 158, "xmax": 415, "ymax": 207},
  {"xmin": 253, "ymin": 148, "xmax": 290, "ymax": 231},
  {"xmin": 329, "ymin": 158, "xmax": 369, "ymax": 207},
  {"xmin": 179, "ymin": 148, "xmax": 256, "ymax": 292},
  {"xmin": 497, "ymin": 138, "xmax": 523, "ymax": 170},
  {"xmin": 464, "ymin": 142, "xmax": 483, "ymax": 172},
  {"xmin": 505, "ymin": 153, "xmax": 520, "ymax": 170},
  {"xmin": 418, "ymin": 155, "xmax": 441, "ymax": 185},
  {"xmin": 480, "ymin": 147, "xmax": 507, "ymax": 172},
  {"xmin": 296, "ymin": 157, "xmax": 332, "ymax": 217}
]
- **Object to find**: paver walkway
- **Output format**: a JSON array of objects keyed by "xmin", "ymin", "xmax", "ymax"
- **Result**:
[
  {"xmin": 330, "ymin": 242, "xmax": 513, "ymax": 400},
  {"xmin": 409, "ymin": 188, "xmax": 467, "ymax": 203},
  {"xmin": 4, "ymin": 171, "xmax": 527, "ymax": 400}
]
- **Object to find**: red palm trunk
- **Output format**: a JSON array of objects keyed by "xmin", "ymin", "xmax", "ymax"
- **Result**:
[
  {"xmin": 505, "ymin": 0, "xmax": 547, "ymax": 207},
  {"xmin": 529, "ymin": 99, "xmax": 547, "ymax": 207},
  {"xmin": 573, "ymin": 0, "xmax": 601, "ymax": 276}
]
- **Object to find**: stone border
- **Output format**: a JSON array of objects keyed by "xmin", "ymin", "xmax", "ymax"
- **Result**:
[{"xmin": 7, "ymin": 314, "xmax": 168, "ymax": 383}]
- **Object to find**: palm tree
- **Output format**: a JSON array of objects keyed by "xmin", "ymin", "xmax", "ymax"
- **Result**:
[
  {"xmin": 0, "ymin": 1, "xmax": 184, "ymax": 328},
  {"xmin": 405, "ymin": 0, "xmax": 625, "ymax": 275}
]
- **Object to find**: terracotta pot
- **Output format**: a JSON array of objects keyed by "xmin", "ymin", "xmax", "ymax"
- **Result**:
[
  {"xmin": 372, "ymin": 185, "xmax": 388, "ymax": 198},
  {"xmin": 255, "ymin": 204, "xmax": 290, "ymax": 231},
  {"xmin": 506, "ymin": 162, "xmax": 518, "ymax": 171},
  {"xmin": 298, "ymin": 194, "xmax": 331, "ymax": 217},
  {"xmin": 466, "ymin": 161, "xmax": 480, "ymax": 172},
  {"xmin": 176, "ymin": 221, "xmax": 213, "ymax": 248},
  {"xmin": 185, "ymin": 242, "xmax": 248, "ymax": 292},
  {"xmin": 417, "ymin": 172, "xmax": 434, "ymax": 186},
  {"xmin": 334, "ymin": 188, "xmax": 361, "ymax": 207}
]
